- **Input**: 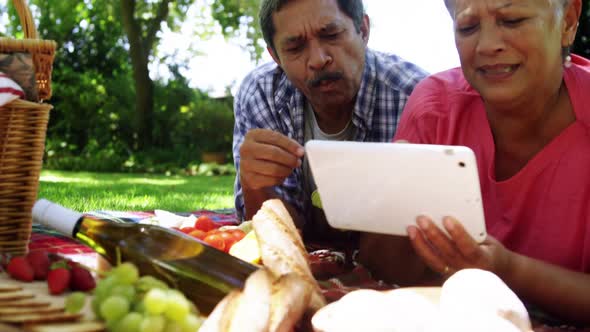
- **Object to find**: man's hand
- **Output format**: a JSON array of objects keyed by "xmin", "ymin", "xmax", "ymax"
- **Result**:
[
  {"xmin": 239, "ymin": 128, "xmax": 304, "ymax": 190},
  {"xmin": 407, "ymin": 216, "xmax": 513, "ymax": 279}
]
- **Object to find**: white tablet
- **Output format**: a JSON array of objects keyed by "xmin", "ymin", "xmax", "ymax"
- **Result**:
[{"xmin": 305, "ymin": 140, "xmax": 487, "ymax": 243}]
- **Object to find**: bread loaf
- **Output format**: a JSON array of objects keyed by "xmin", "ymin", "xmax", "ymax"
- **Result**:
[{"xmin": 200, "ymin": 199, "xmax": 325, "ymax": 331}]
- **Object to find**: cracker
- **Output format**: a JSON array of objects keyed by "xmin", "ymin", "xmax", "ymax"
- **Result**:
[
  {"xmin": 25, "ymin": 321, "xmax": 106, "ymax": 332},
  {"xmin": 0, "ymin": 312, "xmax": 82, "ymax": 324},
  {"xmin": 0, "ymin": 290, "xmax": 34, "ymax": 302},
  {"xmin": 0, "ymin": 299, "xmax": 51, "ymax": 308},
  {"xmin": 0, "ymin": 284, "xmax": 23, "ymax": 292},
  {"xmin": 0, "ymin": 305, "xmax": 64, "ymax": 316}
]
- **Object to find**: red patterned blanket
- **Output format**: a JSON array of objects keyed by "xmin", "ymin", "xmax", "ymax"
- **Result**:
[{"xmin": 28, "ymin": 209, "xmax": 588, "ymax": 332}]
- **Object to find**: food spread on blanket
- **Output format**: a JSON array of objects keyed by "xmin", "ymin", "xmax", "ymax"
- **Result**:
[
  {"xmin": 1, "ymin": 256, "xmax": 206, "ymax": 331},
  {"xmin": 5, "ymin": 199, "xmax": 585, "ymax": 331},
  {"xmin": 1, "ymin": 200, "xmax": 322, "ymax": 331},
  {"xmin": 90, "ymin": 261, "xmax": 204, "ymax": 331},
  {"xmin": 146, "ymin": 210, "xmax": 253, "ymax": 256},
  {"xmin": 312, "ymin": 269, "xmax": 533, "ymax": 332},
  {"xmin": 0, "ymin": 251, "xmax": 103, "ymax": 331},
  {"xmin": 200, "ymin": 199, "xmax": 326, "ymax": 331},
  {"xmin": 148, "ymin": 209, "xmax": 262, "ymax": 264}
]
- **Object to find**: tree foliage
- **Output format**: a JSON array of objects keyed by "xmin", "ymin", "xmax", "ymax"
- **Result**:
[
  {"xmin": 5, "ymin": 0, "xmax": 585, "ymax": 174},
  {"xmin": 119, "ymin": 0, "xmax": 195, "ymax": 147},
  {"xmin": 211, "ymin": 0, "xmax": 263, "ymax": 60},
  {"xmin": 0, "ymin": 0, "xmax": 254, "ymax": 173}
]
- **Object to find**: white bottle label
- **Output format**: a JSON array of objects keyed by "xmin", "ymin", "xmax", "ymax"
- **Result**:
[{"xmin": 32, "ymin": 199, "xmax": 84, "ymax": 237}]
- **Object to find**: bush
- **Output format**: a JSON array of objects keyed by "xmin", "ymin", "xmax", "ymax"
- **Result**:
[
  {"xmin": 194, "ymin": 96, "xmax": 234, "ymax": 153},
  {"xmin": 45, "ymin": 138, "xmax": 129, "ymax": 172},
  {"xmin": 44, "ymin": 138, "xmax": 236, "ymax": 176},
  {"xmin": 44, "ymin": 77, "xmax": 235, "ymax": 175},
  {"xmin": 151, "ymin": 79, "xmax": 235, "ymax": 163}
]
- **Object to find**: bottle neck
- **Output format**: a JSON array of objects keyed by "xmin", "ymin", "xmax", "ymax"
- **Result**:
[{"xmin": 32, "ymin": 199, "xmax": 84, "ymax": 237}]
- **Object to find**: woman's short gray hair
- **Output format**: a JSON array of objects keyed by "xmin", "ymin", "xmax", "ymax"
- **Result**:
[{"xmin": 443, "ymin": 0, "xmax": 570, "ymax": 18}]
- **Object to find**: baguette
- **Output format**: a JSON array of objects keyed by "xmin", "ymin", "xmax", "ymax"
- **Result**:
[
  {"xmin": 269, "ymin": 273, "xmax": 313, "ymax": 332},
  {"xmin": 226, "ymin": 269, "xmax": 272, "ymax": 332},
  {"xmin": 201, "ymin": 199, "xmax": 325, "ymax": 331},
  {"xmin": 253, "ymin": 199, "xmax": 326, "ymax": 312},
  {"xmin": 199, "ymin": 290, "xmax": 242, "ymax": 332}
]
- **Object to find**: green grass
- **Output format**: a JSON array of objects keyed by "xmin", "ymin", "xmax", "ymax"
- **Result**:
[{"xmin": 38, "ymin": 170, "xmax": 236, "ymax": 213}]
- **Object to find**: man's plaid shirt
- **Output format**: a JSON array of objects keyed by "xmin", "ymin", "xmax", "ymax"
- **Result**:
[{"xmin": 232, "ymin": 49, "xmax": 427, "ymax": 222}]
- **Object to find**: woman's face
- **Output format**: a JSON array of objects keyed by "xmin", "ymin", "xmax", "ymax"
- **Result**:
[{"xmin": 448, "ymin": 0, "xmax": 577, "ymax": 107}]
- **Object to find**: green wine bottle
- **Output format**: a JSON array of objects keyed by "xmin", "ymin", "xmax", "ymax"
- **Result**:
[{"xmin": 32, "ymin": 199, "xmax": 258, "ymax": 313}]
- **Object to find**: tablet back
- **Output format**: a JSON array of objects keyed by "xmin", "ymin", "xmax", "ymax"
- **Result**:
[{"xmin": 305, "ymin": 140, "xmax": 487, "ymax": 243}]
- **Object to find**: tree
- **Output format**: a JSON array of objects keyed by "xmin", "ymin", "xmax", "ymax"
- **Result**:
[
  {"xmin": 1, "ymin": 0, "xmax": 261, "ymax": 153},
  {"xmin": 119, "ymin": 0, "xmax": 192, "ymax": 148},
  {"xmin": 109, "ymin": 0, "xmax": 261, "ymax": 148},
  {"xmin": 211, "ymin": 0, "xmax": 264, "ymax": 61}
]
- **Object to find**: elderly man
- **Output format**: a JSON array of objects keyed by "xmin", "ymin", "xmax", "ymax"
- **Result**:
[{"xmin": 233, "ymin": 0, "xmax": 426, "ymax": 242}]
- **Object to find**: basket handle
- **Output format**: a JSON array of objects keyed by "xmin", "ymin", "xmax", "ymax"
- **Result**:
[{"xmin": 12, "ymin": 0, "xmax": 38, "ymax": 39}]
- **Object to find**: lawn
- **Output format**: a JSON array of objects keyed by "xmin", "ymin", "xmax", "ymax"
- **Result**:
[{"xmin": 38, "ymin": 170, "xmax": 236, "ymax": 213}]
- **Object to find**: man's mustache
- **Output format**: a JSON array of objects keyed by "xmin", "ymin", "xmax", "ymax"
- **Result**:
[{"xmin": 307, "ymin": 71, "xmax": 344, "ymax": 88}]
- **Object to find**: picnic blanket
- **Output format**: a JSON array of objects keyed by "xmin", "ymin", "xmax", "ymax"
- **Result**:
[{"xmin": 28, "ymin": 209, "xmax": 589, "ymax": 332}]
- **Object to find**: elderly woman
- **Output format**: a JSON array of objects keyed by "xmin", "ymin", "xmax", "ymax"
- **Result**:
[{"xmin": 361, "ymin": 0, "xmax": 590, "ymax": 325}]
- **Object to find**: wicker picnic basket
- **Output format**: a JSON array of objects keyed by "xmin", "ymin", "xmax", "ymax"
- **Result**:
[{"xmin": 0, "ymin": 0, "xmax": 56, "ymax": 256}]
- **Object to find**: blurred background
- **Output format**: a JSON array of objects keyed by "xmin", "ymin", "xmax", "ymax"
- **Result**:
[{"xmin": 0, "ymin": 0, "xmax": 588, "ymax": 176}]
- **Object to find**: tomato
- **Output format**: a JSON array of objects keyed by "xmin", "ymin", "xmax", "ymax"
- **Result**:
[
  {"xmin": 217, "ymin": 229, "xmax": 247, "ymax": 252},
  {"xmin": 204, "ymin": 228, "xmax": 220, "ymax": 238},
  {"xmin": 229, "ymin": 229, "xmax": 246, "ymax": 242},
  {"xmin": 194, "ymin": 216, "xmax": 218, "ymax": 232},
  {"xmin": 180, "ymin": 226, "xmax": 196, "ymax": 234},
  {"xmin": 203, "ymin": 233, "xmax": 226, "ymax": 251},
  {"xmin": 218, "ymin": 231, "xmax": 238, "ymax": 252},
  {"xmin": 188, "ymin": 229, "xmax": 207, "ymax": 240},
  {"xmin": 218, "ymin": 231, "xmax": 233, "ymax": 243}
]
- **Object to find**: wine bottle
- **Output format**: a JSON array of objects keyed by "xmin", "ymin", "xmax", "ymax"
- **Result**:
[{"xmin": 32, "ymin": 199, "xmax": 258, "ymax": 313}]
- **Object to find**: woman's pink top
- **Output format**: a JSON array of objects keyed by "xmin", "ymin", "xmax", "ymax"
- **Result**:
[{"xmin": 395, "ymin": 55, "xmax": 590, "ymax": 272}]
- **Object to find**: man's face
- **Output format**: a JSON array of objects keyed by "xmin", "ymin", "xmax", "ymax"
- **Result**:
[{"xmin": 270, "ymin": 0, "xmax": 369, "ymax": 113}]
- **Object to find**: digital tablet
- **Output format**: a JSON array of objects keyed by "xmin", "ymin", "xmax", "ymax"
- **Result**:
[{"xmin": 305, "ymin": 140, "xmax": 487, "ymax": 243}]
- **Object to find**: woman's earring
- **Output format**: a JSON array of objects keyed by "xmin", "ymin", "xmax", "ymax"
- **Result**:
[
  {"xmin": 563, "ymin": 45, "xmax": 572, "ymax": 68},
  {"xmin": 564, "ymin": 54, "xmax": 572, "ymax": 68}
]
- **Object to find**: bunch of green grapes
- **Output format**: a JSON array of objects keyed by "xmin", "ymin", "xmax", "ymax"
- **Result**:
[{"xmin": 86, "ymin": 262, "xmax": 204, "ymax": 332}]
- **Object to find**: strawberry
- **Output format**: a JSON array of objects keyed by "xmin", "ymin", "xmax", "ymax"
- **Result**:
[
  {"xmin": 51, "ymin": 259, "xmax": 70, "ymax": 270},
  {"xmin": 7, "ymin": 257, "xmax": 34, "ymax": 282},
  {"xmin": 66, "ymin": 260, "xmax": 78, "ymax": 269},
  {"xmin": 26, "ymin": 251, "xmax": 51, "ymax": 280},
  {"xmin": 48, "ymin": 252, "xmax": 65, "ymax": 263},
  {"xmin": 70, "ymin": 266, "xmax": 96, "ymax": 291},
  {"xmin": 47, "ymin": 267, "xmax": 71, "ymax": 295}
]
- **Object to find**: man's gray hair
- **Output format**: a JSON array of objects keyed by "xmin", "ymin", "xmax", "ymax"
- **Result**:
[{"xmin": 260, "ymin": 0, "xmax": 365, "ymax": 54}]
